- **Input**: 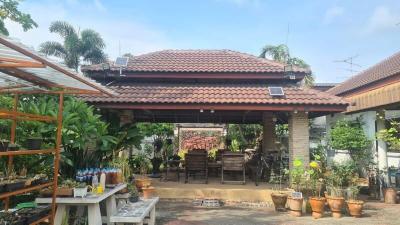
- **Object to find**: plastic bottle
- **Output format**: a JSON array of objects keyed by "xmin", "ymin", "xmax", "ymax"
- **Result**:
[
  {"xmin": 92, "ymin": 173, "xmax": 99, "ymax": 190},
  {"xmin": 100, "ymin": 172, "xmax": 106, "ymax": 190}
]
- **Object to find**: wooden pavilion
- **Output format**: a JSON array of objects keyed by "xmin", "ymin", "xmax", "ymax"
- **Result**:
[{"xmin": 82, "ymin": 49, "xmax": 348, "ymax": 170}]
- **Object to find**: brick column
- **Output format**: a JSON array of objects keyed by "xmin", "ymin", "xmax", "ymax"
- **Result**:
[
  {"xmin": 262, "ymin": 112, "xmax": 276, "ymax": 153},
  {"xmin": 288, "ymin": 111, "xmax": 310, "ymax": 170}
]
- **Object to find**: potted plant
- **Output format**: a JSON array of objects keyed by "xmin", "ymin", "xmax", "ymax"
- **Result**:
[
  {"xmin": 142, "ymin": 186, "xmax": 155, "ymax": 199},
  {"xmin": 271, "ymin": 165, "xmax": 289, "ymax": 212},
  {"xmin": 288, "ymin": 159, "xmax": 305, "ymax": 217},
  {"xmin": 7, "ymin": 143, "xmax": 19, "ymax": 151},
  {"xmin": 308, "ymin": 161, "xmax": 326, "ymax": 219},
  {"xmin": 346, "ymin": 185, "xmax": 364, "ymax": 217},
  {"xmin": 384, "ymin": 186, "xmax": 398, "ymax": 204},
  {"xmin": 135, "ymin": 160, "xmax": 152, "ymax": 190},
  {"xmin": 74, "ymin": 182, "xmax": 88, "ymax": 198},
  {"xmin": 0, "ymin": 139, "xmax": 9, "ymax": 152},
  {"xmin": 128, "ymin": 183, "xmax": 139, "ymax": 203},
  {"xmin": 26, "ymin": 134, "xmax": 42, "ymax": 150},
  {"xmin": 325, "ymin": 161, "xmax": 356, "ymax": 218}
]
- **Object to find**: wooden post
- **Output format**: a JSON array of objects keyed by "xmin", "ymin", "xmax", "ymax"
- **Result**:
[
  {"xmin": 51, "ymin": 93, "xmax": 64, "ymax": 224},
  {"xmin": 5, "ymin": 94, "xmax": 18, "ymax": 210}
]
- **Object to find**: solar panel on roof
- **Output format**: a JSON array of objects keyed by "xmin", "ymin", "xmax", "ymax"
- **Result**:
[
  {"xmin": 115, "ymin": 57, "xmax": 129, "ymax": 67},
  {"xmin": 268, "ymin": 87, "xmax": 284, "ymax": 96}
]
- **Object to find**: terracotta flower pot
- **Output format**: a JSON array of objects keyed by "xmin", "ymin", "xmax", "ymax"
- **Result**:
[
  {"xmin": 347, "ymin": 200, "xmax": 364, "ymax": 218},
  {"xmin": 384, "ymin": 187, "xmax": 398, "ymax": 204},
  {"xmin": 309, "ymin": 197, "xmax": 326, "ymax": 219},
  {"xmin": 288, "ymin": 196, "xmax": 303, "ymax": 217},
  {"xmin": 271, "ymin": 192, "xmax": 288, "ymax": 212},
  {"xmin": 135, "ymin": 178, "xmax": 152, "ymax": 190},
  {"xmin": 327, "ymin": 196, "xmax": 345, "ymax": 218},
  {"xmin": 142, "ymin": 186, "xmax": 155, "ymax": 199}
]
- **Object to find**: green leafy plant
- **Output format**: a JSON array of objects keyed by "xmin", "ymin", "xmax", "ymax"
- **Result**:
[
  {"xmin": 127, "ymin": 183, "xmax": 138, "ymax": 197},
  {"xmin": 330, "ymin": 119, "xmax": 372, "ymax": 170},
  {"xmin": 129, "ymin": 153, "xmax": 151, "ymax": 175},
  {"xmin": 290, "ymin": 158, "xmax": 306, "ymax": 192},
  {"xmin": 227, "ymin": 124, "xmax": 262, "ymax": 150},
  {"xmin": 0, "ymin": 0, "xmax": 38, "ymax": 35},
  {"xmin": 325, "ymin": 161, "xmax": 358, "ymax": 197},
  {"xmin": 308, "ymin": 161, "xmax": 324, "ymax": 197},
  {"xmin": 377, "ymin": 121, "xmax": 400, "ymax": 151}
]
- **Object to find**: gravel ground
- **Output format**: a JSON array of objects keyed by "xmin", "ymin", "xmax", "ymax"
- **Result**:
[{"xmin": 156, "ymin": 201, "xmax": 400, "ymax": 225}]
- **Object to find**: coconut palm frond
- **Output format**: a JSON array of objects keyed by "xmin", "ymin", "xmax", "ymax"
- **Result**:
[
  {"xmin": 49, "ymin": 20, "xmax": 76, "ymax": 38},
  {"xmin": 39, "ymin": 41, "xmax": 67, "ymax": 58}
]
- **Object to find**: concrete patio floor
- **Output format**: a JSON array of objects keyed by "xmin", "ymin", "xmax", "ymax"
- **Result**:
[{"xmin": 156, "ymin": 201, "xmax": 400, "ymax": 225}]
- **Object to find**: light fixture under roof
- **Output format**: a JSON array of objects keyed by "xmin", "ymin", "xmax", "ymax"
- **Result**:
[
  {"xmin": 114, "ymin": 57, "xmax": 129, "ymax": 67},
  {"xmin": 268, "ymin": 87, "xmax": 284, "ymax": 96}
]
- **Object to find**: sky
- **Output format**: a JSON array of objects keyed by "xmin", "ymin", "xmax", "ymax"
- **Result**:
[{"xmin": 5, "ymin": 0, "xmax": 400, "ymax": 83}]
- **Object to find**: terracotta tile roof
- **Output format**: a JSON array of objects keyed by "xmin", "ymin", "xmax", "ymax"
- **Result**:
[
  {"xmin": 81, "ymin": 50, "xmax": 309, "ymax": 74},
  {"xmin": 328, "ymin": 51, "xmax": 400, "ymax": 95},
  {"xmin": 81, "ymin": 81, "xmax": 347, "ymax": 106}
]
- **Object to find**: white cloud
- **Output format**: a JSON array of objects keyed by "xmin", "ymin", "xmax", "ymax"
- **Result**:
[
  {"xmin": 4, "ymin": 0, "xmax": 173, "ymax": 60},
  {"xmin": 93, "ymin": 0, "xmax": 106, "ymax": 12},
  {"xmin": 323, "ymin": 6, "xmax": 344, "ymax": 24},
  {"xmin": 366, "ymin": 6, "xmax": 400, "ymax": 33}
]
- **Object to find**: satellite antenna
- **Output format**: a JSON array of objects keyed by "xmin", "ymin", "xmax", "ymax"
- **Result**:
[{"xmin": 334, "ymin": 55, "xmax": 362, "ymax": 75}]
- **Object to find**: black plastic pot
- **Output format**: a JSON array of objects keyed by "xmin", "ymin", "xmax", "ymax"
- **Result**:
[
  {"xmin": 129, "ymin": 195, "xmax": 139, "ymax": 203},
  {"xmin": 0, "ymin": 183, "xmax": 6, "ymax": 193},
  {"xmin": 26, "ymin": 138, "xmax": 42, "ymax": 150},
  {"xmin": 5, "ymin": 180, "xmax": 26, "ymax": 192},
  {"xmin": 31, "ymin": 177, "xmax": 48, "ymax": 186},
  {"xmin": 8, "ymin": 144, "xmax": 19, "ymax": 151},
  {"xmin": 0, "ymin": 140, "xmax": 9, "ymax": 152}
]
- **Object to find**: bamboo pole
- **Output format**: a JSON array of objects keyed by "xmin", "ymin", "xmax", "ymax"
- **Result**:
[{"xmin": 50, "ymin": 93, "xmax": 63, "ymax": 224}]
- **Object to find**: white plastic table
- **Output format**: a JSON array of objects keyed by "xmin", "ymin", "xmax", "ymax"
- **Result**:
[
  {"xmin": 36, "ymin": 184, "xmax": 127, "ymax": 225},
  {"xmin": 110, "ymin": 197, "xmax": 159, "ymax": 225}
]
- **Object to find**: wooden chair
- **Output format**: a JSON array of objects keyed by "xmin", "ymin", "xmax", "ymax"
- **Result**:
[
  {"xmin": 185, "ymin": 151, "xmax": 208, "ymax": 184},
  {"xmin": 216, "ymin": 149, "xmax": 226, "ymax": 162},
  {"xmin": 221, "ymin": 152, "xmax": 246, "ymax": 184},
  {"xmin": 164, "ymin": 159, "xmax": 184, "ymax": 182}
]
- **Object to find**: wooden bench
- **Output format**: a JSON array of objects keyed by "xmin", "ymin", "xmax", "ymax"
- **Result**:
[{"xmin": 110, "ymin": 197, "xmax": 159, "ymax": 225}]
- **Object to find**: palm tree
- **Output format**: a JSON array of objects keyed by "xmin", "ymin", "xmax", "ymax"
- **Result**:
[
  {"xmin": 259, "ymin": 44, "xmax": 314, "ymax": 86},
  {"xmin": 39, "ymin": 21, "xmax": 107, "ymax": 71}
]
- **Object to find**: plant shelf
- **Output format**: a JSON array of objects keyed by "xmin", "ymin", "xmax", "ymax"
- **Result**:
[
  {"xmin": 0, "ymin": 182, "xmax": 53, "ymax": 199},
  {"xmin": 0, "ymin": 149, "xmax": 55, "ymax": 156},
  {"xmin": 29, "ymin": 214, "xmax": 51, "ymax": 225}
]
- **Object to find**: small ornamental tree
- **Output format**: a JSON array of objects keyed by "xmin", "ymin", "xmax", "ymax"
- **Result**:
[
  {"xmin": 329, "ymin": 119, "xmax": 372, "ymax": 169},
  {"xmin": 377, "ymin": 121, "xmax": 400, "ymax": 151}
]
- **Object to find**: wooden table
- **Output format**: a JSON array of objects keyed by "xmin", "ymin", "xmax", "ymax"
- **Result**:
[
  {"xmin": 36, "ymin": 183, "xmax": 127, "ymax": 225},
  {"xmin": 110, "ymin": 197, "xmax": 159, "ymax": 225}
]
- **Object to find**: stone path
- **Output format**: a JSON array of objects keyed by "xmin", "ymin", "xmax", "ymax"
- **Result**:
[{"xmin": 156, "ymin": 201, "xmax": 400, "ymax": 225}]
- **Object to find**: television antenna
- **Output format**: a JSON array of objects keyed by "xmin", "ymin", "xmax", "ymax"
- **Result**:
[{"xmin": 333, "ymin": 55, "xmax": 362, "ymax": 74}]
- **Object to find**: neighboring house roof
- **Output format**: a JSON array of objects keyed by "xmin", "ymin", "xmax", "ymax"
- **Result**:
[
  {"xmin": 328, "ymin": 51, "xmax": 400, "ymax": 96},
  {"xmin": 81, "ymin": 49, "xmax": 309, "ymax": 74},
  {"xmin": 81, "ymin": 81, "xmax": 347, "ymax": 107},
  {"xmin": 312, "ymin": 83, "xmax": 337, "ymax": 92}
]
